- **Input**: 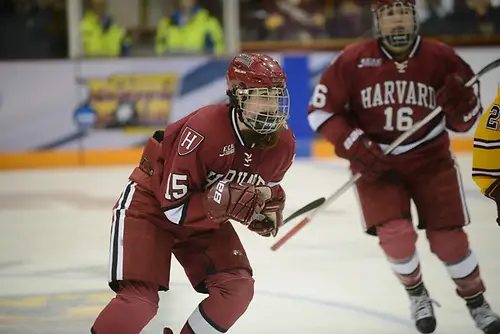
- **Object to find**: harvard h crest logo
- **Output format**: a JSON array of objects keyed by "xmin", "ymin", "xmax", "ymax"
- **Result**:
[{"xmin": 178, "ymin": 126, "xmax": 205, "ymax": 156}]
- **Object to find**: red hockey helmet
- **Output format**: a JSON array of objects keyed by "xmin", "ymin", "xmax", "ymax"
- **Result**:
[
  {"xmin": 371, "ymin": 0, "xmax": 419, "ymax": 49},
  {"xmin": 372, "ymin": 0, "xmax": 415, "ymax": 11},
  {"xmin": 226, "ymin": 53, "xmax": 290, "ymax": 135}
]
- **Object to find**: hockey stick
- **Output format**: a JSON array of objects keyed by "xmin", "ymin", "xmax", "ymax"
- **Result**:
[
  {"xmin": 271, "ymin": 57, "xmax": 500, "ymax": 251},
  {"xmin": 283, "ymin": 197, "xmax": 326, "ymax": 224}
]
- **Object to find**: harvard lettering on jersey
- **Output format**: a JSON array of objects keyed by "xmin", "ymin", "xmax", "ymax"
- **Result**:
[
  {"xmin": 129, "ymin": 104, "xmax": 295, "ymax": 230},
  {"xmin": 473, "ymin": 88, "xmax": 500, "ymax": 194},
  {"xmin": 360, "ymin": 80, "xmax": 437, "ymax": 110},
  {"xmin": 308, "ymin": 37, "xmax": 481, "ymax": 156}
]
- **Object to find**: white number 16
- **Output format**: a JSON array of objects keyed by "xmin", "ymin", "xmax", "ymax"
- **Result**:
[
  {"xmin": 383, "ymin": 107, "xmax": 414, "ymax": 131},
  {"xmin": 310, "ymin": 84, "xmax": 328, "ymax": 109}
]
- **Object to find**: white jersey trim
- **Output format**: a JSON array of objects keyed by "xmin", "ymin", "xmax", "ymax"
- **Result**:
[
  {"xmin": 308, "ymin": 109, "xmax": 334, "ymax": 132},
  {"xmin": 473, "ymin": 140, "xmax": 500, "ymax": 149},
  {"xmin": 164, "ymin": 205, "xmax": 185, "ymax": 225},
  {"xmin": 378, "ymin": 118, "xmax": 446, "ymax": 155}
]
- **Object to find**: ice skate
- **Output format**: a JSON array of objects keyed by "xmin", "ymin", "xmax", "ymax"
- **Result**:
[
  {"xmin": 408, "ymin": 284, "xmax": 438, "ymax": 334},
  {"xmin": 467, "ymin": 295, "xmax": 500, "ymax": 334},
  {"xmin": 163, "ymin": 327, "xmax": 174, "ymax": 334}
]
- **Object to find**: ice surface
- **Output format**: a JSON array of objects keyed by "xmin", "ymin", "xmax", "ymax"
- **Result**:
[{"xmin": 0, "ymin": 155, "xmax": 498, "ymax": 334}]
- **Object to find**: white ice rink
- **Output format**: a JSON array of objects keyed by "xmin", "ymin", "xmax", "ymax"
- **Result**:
[{"xmin": 0, "ymin": 155, "xmax": 499, "ymax": 334}]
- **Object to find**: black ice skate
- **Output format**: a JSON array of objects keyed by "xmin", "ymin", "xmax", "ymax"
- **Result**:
[
  {"xmin": 467, "ymin": 295, "xmax": 500, "ymax": 334},
  {"xmin": 407, "ymin": 284, "xmax": 439, "ymax": 334}
]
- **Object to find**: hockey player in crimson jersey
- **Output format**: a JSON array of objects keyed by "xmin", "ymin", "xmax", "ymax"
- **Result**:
[
  {"xmin": 307, "ymin": 1, "xmax": 500, "ymax": 333},
  {"xmin": 91, "ymin": 53, "xmax": 296, "ymax": 334}
]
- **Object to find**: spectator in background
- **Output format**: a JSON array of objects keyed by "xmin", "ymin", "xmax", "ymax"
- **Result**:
[
  {"xmin": 80, "ymin": 0, "xmax": 131, "ymax": 57},
  {"xmin": 240, "ymin": 0, "xmax": 270, "ymax": 41},
  {"xmin": 263, "ymin": 0, "xmax": 328, "ymax": 42},
  {"xmin": 0, "ymin": 0, "xmax": 66, "ymax": 59},
  {"xmin": 325, "ymin": 0, "xmax": 372, "ymax": 39},
  {"xmin": 41, "ymin": 0, "xmax": 67, "ymax": 58},
  {"xmin": 447, "ymin": 0, "xmax": 500, "ymax": 35},
  {"xmin": 416, "ymin": 0, "xmax": 455, "ymax": 35},
  {"xmin": 155, "ymin": 0, "xmax": 224, "ymax": 56}
]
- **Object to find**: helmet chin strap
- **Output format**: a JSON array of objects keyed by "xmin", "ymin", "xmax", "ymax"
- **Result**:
[
  {"xmin": 236, "ymin": 110, "xmax": 251, "ymax": 131},
  {"xmin": 228, "ymin": 88, "xmax": 259, "ymax": 133},
  {"xmin": 235, "ymin": 116, "xmax": 258, "ymax": 148},
  {"xmin": 228, "ymin": 89, "xmax": 254, "ymax": 133},
  {"xmin": 227, "ymin": 91, "xmax": 256, "ymax": 148}
]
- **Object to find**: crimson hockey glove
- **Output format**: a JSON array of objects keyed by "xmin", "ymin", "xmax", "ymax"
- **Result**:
[
  {"xmin": 248, "ymin": 186, "xmax": 286, "ymax": 237},
  {"xmin": 437, "ymin": 73, "xmax": 478, "ymax": 125},
  {"xmin": 485, "ymin": 178, "xmax": 500, "ymax": 226},
  {"xmin": 203, "ymin": 181, "xmax": 265, "ymax": 225},
  {"xmin": 336, "ymin": 128, "xmax": 391, "ymax": 181}
]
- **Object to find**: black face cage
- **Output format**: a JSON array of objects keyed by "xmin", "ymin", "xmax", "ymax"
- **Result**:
[
  {"xmin": 373, "ymin": 1, "xmax": 419, "ymax": 48},
  {"xmin": 227, "ymin": 86, "xmax": 290, "ymax": 135}
]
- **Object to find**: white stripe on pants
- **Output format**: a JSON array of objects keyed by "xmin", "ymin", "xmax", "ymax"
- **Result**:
[{"xmin": 108, "ymin": 181, "xmax": 136, "ymax": 282}]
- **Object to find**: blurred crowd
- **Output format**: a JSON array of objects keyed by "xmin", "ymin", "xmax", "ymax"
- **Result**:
[
  {"xmin": 0, "ymin": 0, "xmax": 499, "ymax": 59},
  {"xmin": 241, "ymin": 0, "xmax": 500, "ymax": 41}
]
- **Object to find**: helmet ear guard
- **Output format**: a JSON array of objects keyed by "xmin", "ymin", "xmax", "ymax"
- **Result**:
[
  {"xmin": 227, "ymin": 88, "xmax": 238, "ymax": 107},
  {"xmin": 226, "ymin": 87, "xmax": 248, "ymax": 126}
]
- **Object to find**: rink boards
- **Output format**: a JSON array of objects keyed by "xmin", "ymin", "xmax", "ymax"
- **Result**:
[
  {"xmin": 0, "ymin": 136, "xmax": 475, "ymax": 170},
  {"xmin": 0, "ymin": 47, "xmax": 498, "ymax": 170}
]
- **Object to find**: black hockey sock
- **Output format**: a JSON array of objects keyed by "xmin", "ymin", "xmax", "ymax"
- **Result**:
[
  {"xmin": 465, "ymin": 293, "xmax": 485, "ymax": 309},
  {"xmin": 406, "ymin": 282, "xmax": 425, "ymax": 296}
]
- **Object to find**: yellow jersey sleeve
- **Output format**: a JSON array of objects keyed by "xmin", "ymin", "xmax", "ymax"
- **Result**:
[{"xmin": 472, "ymin": 87, "xmax": 500, "ymax": 195}]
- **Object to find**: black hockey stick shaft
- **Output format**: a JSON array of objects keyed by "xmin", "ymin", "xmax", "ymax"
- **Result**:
[
  {"xmin": 283, "ymin": 197, "xmax": 326, "ymax": 224},
  {"xmin": 272, "ymin": 57, "xmax": 500, "ymax": 251}
]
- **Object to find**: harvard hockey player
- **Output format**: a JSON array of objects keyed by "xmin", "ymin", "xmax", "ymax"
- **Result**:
[
  {"xmin": 91, "ymin": 53, "xmax": 295, "ymax": 334},
  {"xmin": 307, "ymin": 1, "xmax": 500, "ymax": 333},
  {"xmin": 473, "ymin": 88, "xmax": 500, "ymax": 226}
]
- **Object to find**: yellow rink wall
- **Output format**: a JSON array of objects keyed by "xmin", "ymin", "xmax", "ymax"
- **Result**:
[
  {"xmin": 0, "ymin": 148, "xmax": 144, "ymax": 170},
  {"xmin": 0, "ymin": 138, "xmax": 474, "ymax": 170}
]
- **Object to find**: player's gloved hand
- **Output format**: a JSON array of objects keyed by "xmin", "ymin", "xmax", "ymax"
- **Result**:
[
  {"xmin": 437, "ymin": 73, "xmax": 477, "ymax": 122},
  {"xmin": 485, "ymin": 178, "xmax": 500, "ymax": 226},
  {"xmin": 248, "ymin": 186, "xmax": 286, "ymax": 237},
  {"xmin": 204, "ymin": 181, "xmax": 265, "ymax": 225},
  {"xmin": 336, "ymin": 128, "xmax": 390, "ymax": 181}
]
